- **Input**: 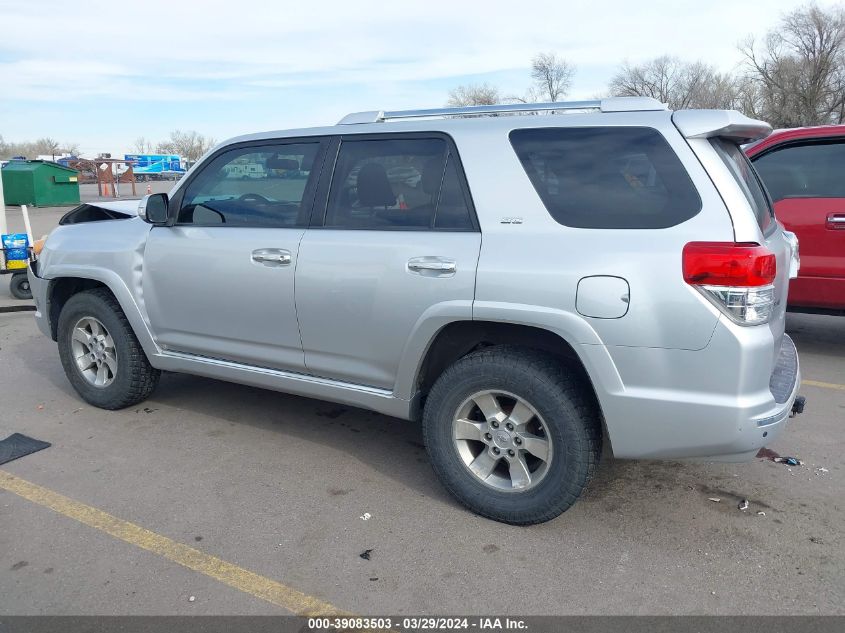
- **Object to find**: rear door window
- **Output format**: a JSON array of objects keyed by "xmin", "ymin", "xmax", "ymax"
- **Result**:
[
  {"xmin": 752, "ymin": 140, "xmax": 845, "ymax": 201},
  {"xmin": 509, "ymin": 127, "xmax": 701, "ymax": 229},
  {"xmin": 324, "ymin": 137, "xmax": 475, "ymax": 230},
  {"xmin": 711, "ymin": 138, "xmax": 774, "ymax": 233}
]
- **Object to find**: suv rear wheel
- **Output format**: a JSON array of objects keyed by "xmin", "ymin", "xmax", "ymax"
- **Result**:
[
  {"xmin": 57, "ymin": 288, "xmax": 160, "ymax": 410},
  {"xmin": 422, "ymin": 346, "xmax": 601, "ymax": 525}
]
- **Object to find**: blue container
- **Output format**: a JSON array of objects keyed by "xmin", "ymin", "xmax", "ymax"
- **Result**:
[{"xmin": 2, "ymin": 233, "xmax": 29, "ymax": 265}]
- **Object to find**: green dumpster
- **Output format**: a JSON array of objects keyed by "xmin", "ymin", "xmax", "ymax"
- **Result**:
[{"xmin": 1, "ymin": 160, "xmax": 81, "ymax": 207}]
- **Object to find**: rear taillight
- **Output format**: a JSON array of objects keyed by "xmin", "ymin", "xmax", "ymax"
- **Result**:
[{"xmin": 683, "ymin": 242, "xmax": 777, "ymax": 325}]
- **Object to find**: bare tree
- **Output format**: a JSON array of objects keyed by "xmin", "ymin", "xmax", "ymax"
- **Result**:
[
  {"xmin": 446, "ymin": 83, "xmax": 501, "ymax": 107},
  {"xmin": 0, "ymin": 136, "xmax": 80, "ymax": 160},
  {"xmin": 740, "ymin": 2, "xmax": 845, "ymax": 127},
  {"xmin": 156, "ymin": 130, "xmax": 216, "ymax": 162},
  {"xmin": 609, "ymin": 55, "xmax": 741, "ymax": 110},
  {"xmin": 33, "ymin": 137, "xmax": 61, "ymax": 158},
  {"xmin": 133, "ymin": 136, "xmax": 154, "ymax": 154},
  {"xmin": 530, "ymin": 52, "xmax": 574, "ymax": 102}
]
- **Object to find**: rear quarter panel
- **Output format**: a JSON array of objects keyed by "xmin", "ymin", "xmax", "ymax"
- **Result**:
[{"xmin": 453, "ymin": 112, "xmax": 733, "ymax": 352}]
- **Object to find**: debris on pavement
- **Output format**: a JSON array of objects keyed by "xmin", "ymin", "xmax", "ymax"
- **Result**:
[
  {"xmin": 816, "ymin": 467, "xmax": 829, "ymax": 474},
  {"xmin": 738, "ymin": 499, "xmax": 749, "ymax": 511},
  {"xmin": 360, "ymin": 512, "xmax": 372, "ymax": 521},
  {"xmin": 360, "ymin": 549, "xmax": 373, "ymax": 560},
  {"xmin": 708, "ymin": 498, "xmax": 721, "ymax": 503},
  {"xmin": 188, "ymin": 596, "xmax": 196, "ymax": 602},
  {"xmin": 757, "ymin": 511, "xmax": 766, "ymax": 517},
  {"xmin": 773, "ymin": 456, "xmax": 802, "ymax": 466}
]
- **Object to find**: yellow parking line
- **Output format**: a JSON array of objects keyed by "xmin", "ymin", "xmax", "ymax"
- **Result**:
[
  {"xmin": 803, "ymin": 379, "xmax": 845, "ymax": 391},
  {"xmin": 0, "ymin": 470, "xmax": 346, "ymax": 616}
]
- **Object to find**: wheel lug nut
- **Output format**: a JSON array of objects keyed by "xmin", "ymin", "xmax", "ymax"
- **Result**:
[
  {"xmin": 514, "ymin": 437, "xmax": 522, "ymax": 445},
  {"xmin": 506, "ymin": 422, "xmax": 514, "ymax": 431},
  {"xmin": 484, "ymin": 433, "xmax": 492, "ymax": 441},
  {"xmin": 491, "ymin": 421, "xmax": 499, "ymax": 428},
  {"xmin": 492, "ymin": 447, "xmax": 500, "ymax": 455},
  {"xmin": 508, "ymin": 449, "xmax": 515, "ymax": 456}
]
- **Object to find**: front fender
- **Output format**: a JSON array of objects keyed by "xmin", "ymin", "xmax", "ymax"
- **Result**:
[
  {"xmin": 44, "ymin": 267, "xmax": 159, "ymax": 359},
  {"xmin": 37, "ymin": 218, "xmax": 159, "ymax": 360}
]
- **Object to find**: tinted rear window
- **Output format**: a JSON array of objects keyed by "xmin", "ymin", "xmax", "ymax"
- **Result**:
[
  {"xmin": 509, "ymin": 127, "xmax": 701, "ymax": 229},
  {"xmin": 711, "ymin": 138, "xmax": 773, "ymax": 233}
]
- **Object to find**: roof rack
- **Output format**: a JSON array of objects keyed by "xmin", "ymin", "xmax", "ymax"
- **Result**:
[{"xmin": 338, "ymin": 97, "xmax": 667, "ymax": 124}]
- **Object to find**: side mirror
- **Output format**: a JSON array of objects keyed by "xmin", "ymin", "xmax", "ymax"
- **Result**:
[{"xmin": 138, "ymin": 193, "xmax": 169, "ymax": 224}]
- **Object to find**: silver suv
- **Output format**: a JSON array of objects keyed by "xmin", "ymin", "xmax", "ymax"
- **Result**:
[{"xmin": 28, "ymin": 98, "xmax": 803, "ymax": 524}]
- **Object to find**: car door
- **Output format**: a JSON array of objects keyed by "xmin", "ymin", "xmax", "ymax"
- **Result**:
[
  {"xmin": 295, "ymin": 134, "xmax": 481, "ymax": 389},
  {"xmin": 142, "ymin": 138, "xmax": 328, "ymax": 370},
  {"xmin": 752, "ymin": 139, "xmax": 845, "ymax": 310}
]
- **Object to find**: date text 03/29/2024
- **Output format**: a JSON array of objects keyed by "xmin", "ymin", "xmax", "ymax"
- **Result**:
[{"xmin": 307, "ymin": 617, "xmax": 528, "ymax": 631}]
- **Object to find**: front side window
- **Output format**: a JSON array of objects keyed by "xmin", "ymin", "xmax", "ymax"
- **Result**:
[
  {"xmin": 179, "ymin": 142, "xmax": 322, "ymax": 227},
  {"xmin": 712, "ymin": 139, "xmax": 773, "ymax": 233},
  {"xmin": 753, "ymin": 140, "xmax": 845, "ymax": 202},
  {"xmin": 324, "ymin": 137, "xmax": 474, "ymax": 230},
  {"xmin": 510, "ymin": 127, "xmax": 701, "ymax": 229}
]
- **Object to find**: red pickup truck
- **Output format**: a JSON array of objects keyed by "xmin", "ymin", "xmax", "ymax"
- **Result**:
[{"xmin": 747, "ymin": 126, "xmax": 845, "ymax": 314}]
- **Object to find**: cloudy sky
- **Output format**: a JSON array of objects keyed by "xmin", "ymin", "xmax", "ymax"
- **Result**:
[{"xmin": 0, "ymin": 0, "xmax": 838, "ymax": 155}]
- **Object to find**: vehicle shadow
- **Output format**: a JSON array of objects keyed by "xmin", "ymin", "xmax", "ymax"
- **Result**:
[
  {"xmin": 786, "ymin": 311, "xmax": 845, "ymax": 358},
  {"xmin": 151, "ymin": 371, "xmax": 451, "ymax": 500}
]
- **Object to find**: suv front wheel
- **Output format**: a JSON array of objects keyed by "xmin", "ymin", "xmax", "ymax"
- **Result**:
[
  {"xmin": 57, "ymin": 288, "xmax": 161, "ymax": 410},
  {"xmin": 422, "ymin": 346, "xmax": 601, "ymax": 525}
]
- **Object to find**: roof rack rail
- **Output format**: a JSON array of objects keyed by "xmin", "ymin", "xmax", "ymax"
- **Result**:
[{"xmin": 338, "ymin": 97, "xmax": 667, "ymax": 124}]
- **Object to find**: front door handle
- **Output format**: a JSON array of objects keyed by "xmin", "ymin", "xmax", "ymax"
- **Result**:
[
  {"xmin": 407, "ymin": 256, "xmax": 457, "ymax": 277},
  {"xmin": 251, "ymin": 248, "xmax": 292, "ymax": 266},
  {"xmin": 826, "ymin": 213, "xmax": 845, "ymax": 230}
]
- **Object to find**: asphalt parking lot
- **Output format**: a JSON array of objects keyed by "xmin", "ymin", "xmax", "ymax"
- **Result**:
[{"xmin": 1, "ymin": 200, "xmax": 843, "ymax": 615}]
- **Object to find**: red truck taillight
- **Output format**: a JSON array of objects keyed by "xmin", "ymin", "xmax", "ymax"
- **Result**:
[{"xmin": 683, "ymin": 242, "xmax": 777, "ymax": 325}]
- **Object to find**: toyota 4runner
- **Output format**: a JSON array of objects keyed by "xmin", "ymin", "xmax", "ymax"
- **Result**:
[{"xmin": 28, "ymin": 97, "xmax": 803, "ymax": 524}]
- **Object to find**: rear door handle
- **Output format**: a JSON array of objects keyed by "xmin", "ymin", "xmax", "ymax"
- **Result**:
[
  {"xmin": 251, "ymin": 248, "xmax": 292, "ymax": 266},
  {"xmin": 407, "ymin": 256, "xmax": 457, "ymax": 277},
  {"xmin": 826, "ymin": 213, "xmax": 845, "ymax": 230}
]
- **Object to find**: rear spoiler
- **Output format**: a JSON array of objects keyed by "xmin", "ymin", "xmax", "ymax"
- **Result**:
[{"xmin": 672, "ymin": 110, "xmax": 772, "ymax": 144}]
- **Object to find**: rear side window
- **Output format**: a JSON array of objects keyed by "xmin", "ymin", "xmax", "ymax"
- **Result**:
[
  {"xmin": 509, "ymin": 127, "xmax": 701, "ymax": 229},
  {"xmin": 711, "ymin": 139, "xmax": 773, "ymax": 233},
  {"xmin": 752, "ymin": 140, "xmax": 845, "ymax": 201},
  {"xmin": 325, "ymin": 137, "xmax": 474, "ymax": 230}
]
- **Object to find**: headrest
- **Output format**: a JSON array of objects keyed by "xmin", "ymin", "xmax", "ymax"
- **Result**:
[{"xmin": 357, "ymin": 162, "xmax": 395, "ymax": 207}]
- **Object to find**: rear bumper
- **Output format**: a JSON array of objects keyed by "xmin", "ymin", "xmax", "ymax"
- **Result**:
[
  {"xmin": 588, "ymin": 328, "xmax": 801, "ymax": 461},
  {"xmin": 26, "ymin": 261, "xmax": 52, "ymax": 339}
]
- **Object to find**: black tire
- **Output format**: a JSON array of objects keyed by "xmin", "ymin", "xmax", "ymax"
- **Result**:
[
  {"xmin": 422, "ymin": 346, "xmax": 602, "ymax": 525},
  {"xmin": 9, "ymin": 273, "xmax": 32, "ymax": 300},
  {"xmin": 57, "ymin": 288, "xmax": 160, "ymax": 409}
]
